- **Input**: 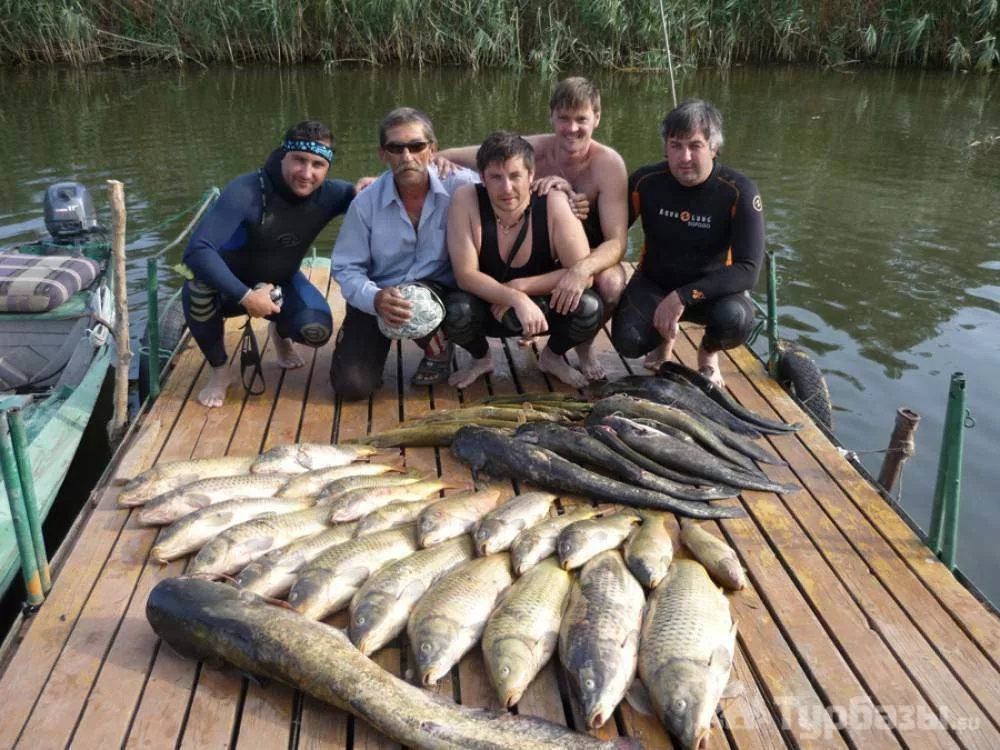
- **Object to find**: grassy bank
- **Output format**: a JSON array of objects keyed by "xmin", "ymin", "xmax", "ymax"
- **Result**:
[{"xmin": 1, "ymin": 1, "xmax": 997, "ymax": 72}]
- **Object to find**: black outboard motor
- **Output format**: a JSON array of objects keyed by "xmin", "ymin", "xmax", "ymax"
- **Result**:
[{"xmin": 43, "ymin": 182, "xmax": 98, "ymax": 244}]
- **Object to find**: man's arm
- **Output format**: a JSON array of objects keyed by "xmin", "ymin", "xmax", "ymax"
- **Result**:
[{"xmin": 331, "ymin": 195, "xmax": 380, "ymax": 315}]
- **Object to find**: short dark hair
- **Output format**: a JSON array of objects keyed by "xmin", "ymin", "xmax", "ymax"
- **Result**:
[
  {"xmin": 660, "ymin": 99, "xmax": 724, "ymax": 150},
  {"xmin": 549, "ymin": 77, "xmax": 601, "ymax": 115},
  {"xmin": 284, "ymin": 120, "xmax": 335, "ymax": 149},
  {"xmin": 378, "ymin": 107, "xmax": 437, "ymax": 147},
  {"xmin": 476, "ymin": 131, "xmax": 535, "ymax": 173}
]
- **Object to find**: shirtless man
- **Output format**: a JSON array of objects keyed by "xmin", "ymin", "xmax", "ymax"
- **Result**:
[
  {"xmin": 182, "ymin": 121, "xmax": 365, "ymax": 407},
  {"xmin": 612, "ymin": 99, "xmax": 764, "ymax": 387},
  {"xmin": 439, "ymin": 77, "xmax": 628, "ymax": 381},
  {"xmin": 444, "ymin": 132, "xmax": 603, "ymax": 390}
]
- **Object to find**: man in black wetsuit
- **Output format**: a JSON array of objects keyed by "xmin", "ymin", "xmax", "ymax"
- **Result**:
[
  {"xmin": 611, "ymin": 99, "xmax": 764, "ymax": 388},
  {"xmin": 181, "ymin": 121, "xmax": 367, "ymax": 407},
  {"xmin": 444, "ymin": 132, "xmax": 603, "ymax": 390}
]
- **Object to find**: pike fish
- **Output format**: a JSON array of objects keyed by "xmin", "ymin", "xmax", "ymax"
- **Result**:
[
  {"xmin": 188, "ymin": 505, "xmax": 333, "ymax": 578},
  {"xmin": 559, "ymin": 550, "xmax": 645, "ymax": 729},
  {"xmin": 318, "ymin": 470, "xmax": 424, "ymax": 501},
  {"xmin": 473, "ymin": 491, "xmax": 556, "ymax": 556},
  {"xmin": 416, "ymin": 488, "xmax": 504, "ymax": 547},
  {"xmin": 636, "ymin": 559, "xmax": 737, "ymax": 750},
  {"xmin": 601, "ymin": 416, "xmax": 798, "ymax": 494},
  {"xmin": 287, "ymin": 525, "xmax": 419, "ymax": 620},
  {"xmin": 137, "ymin": 473, "xmax": 291, "ymax": 526},
  {"xmin": 150, "ymin": 495, "xmax": 316, "ymax": 563},
  {"xmin": 147, "ymin": 578, "xmax": 634, "ymax": 749},
  {"xmin": 327, "ymin": 478, "xmax": 453, "ymax": 523},
  {"xmin": 623, "ymin": 511, "xmax": 674, "ymax": 589},
  {"xmin": 408, "ymin": 554, "xmax": 514, "ymax": 686},
  {"xmin": 451, "ymin": 427, "xmax": 747, "ymax": 520},
  {"xmin": 482, "ymin": 557, "xmax": 572, "ymax": 707},
  {"xmin": 118, "ymin": 455, "xmax": 257, "ymax": 507},
  {"xmin": 351, "ymin": 420, "xmax": 516, "ymax": 448},
  {"xmin": 349, "ymin": 536, "xmax": 475, "ymax": 656},
  {"xmin": 354, "ymin": 496, "xmax": 441, "ymax": 536},
  {"xmin": 276, "ymin": 462, "xmax": 401, "ymax": 498},
  {"xmin": 251, "ymin": 443, "xmax": 378, "ymax": 474},
  {"xmin": 514, "ymin": 422, "xmax": 737, "ymax": 502},
  {"xmin": 557, "ymin": 511, "xmax": 641, "ymax": 570},
  {"xmin": 413, "ymin": 405, "xmax": 568, "ymax": 424},
  {"xmin": 680, "ymin": 521, "xmax": 746, "ymax": 591},
  {"xmin": 233, "ymin": 522, "xmax": 359, "ymax": 597},
  {"xmin": 510, "ymin": 506, "xmax": 603, "ymax": 576}
]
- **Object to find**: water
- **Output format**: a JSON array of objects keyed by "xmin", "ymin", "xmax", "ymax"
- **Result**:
[{"xmin": 0, "ymin": 64, "xmax": 997, "ymax": 604}]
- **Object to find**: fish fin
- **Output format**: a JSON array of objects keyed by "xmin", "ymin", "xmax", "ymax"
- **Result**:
[
  {"xmin": 721, "ymin": 679, "xmax": 744, "ymax": 700},
  {"xmin": 624, "ymin": 678, "xmax": 655, "ymax": 716}
]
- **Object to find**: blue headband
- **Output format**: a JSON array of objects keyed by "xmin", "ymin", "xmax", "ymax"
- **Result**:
[{"xmin": 283, "ymin": 139, "xmax": 334, "ymax": 163}]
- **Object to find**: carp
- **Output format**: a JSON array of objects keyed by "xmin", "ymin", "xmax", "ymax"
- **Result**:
[
  {"xmin": 251, "ymin": 443, "xmax": 378, "ymax": 474},
  {"xmin": 118, "ymin": 455, "xmax": 257, "ymax": 507}
]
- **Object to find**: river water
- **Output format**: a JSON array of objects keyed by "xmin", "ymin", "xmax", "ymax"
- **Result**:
[{"xmin": 0, "ymin": 65, "xmax": 997, "ymax": 604}]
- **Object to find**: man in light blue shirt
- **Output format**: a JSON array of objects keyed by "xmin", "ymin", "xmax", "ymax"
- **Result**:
[{"xmin": 331, "ymin": 107, "xmax": 478, "ymax": 399}]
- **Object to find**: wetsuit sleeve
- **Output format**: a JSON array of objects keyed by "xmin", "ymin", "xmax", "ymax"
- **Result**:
[
  {"xmin": 674, "ymin": 176, "xmax": 764, "ymax": 305},
  {"xmin": 182, "ymin": 176, "xmax": 260, "ymax": 302},
  {"xmin": 331, "ymin": 191, "xmax": 380, "ymax": 315}
]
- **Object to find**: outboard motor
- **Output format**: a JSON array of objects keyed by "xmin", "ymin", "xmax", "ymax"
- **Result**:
[{"xmin": 43, "ymin": 182, "xmax": 98, "ymax": 244}]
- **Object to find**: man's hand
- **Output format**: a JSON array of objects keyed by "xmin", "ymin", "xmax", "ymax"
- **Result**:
[
  {"xmin": 533, "ymin": 176, "xmax": 589, "ymax": 221},
  {"xmin": 241, "ymin": 285, "xmax": 281, "ymax": 318},
  {"xmin": 432, "ymin": 155, "xmax": 460, "ymax": 178},
  {"xmin": 549, "ymin": 265, "xmax": 591, "ymax": 315},
  {"xmin": 653, "ymin": 291, "xmax": 685, "ymax": 347},
  {"xmin": 511, "ymin": 295, "xmax": 549, "ymax": 338},
  {"xmin": 374, "ymin": 287, "xmax": 413, "ymax": 327},
  {"xmin": 354, "ymin": 176, "xmax": 376, "ymax": 192}
]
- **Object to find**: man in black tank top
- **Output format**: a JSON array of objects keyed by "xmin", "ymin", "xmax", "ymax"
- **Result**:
[
  {"xmin": 611, "ymin": 100, "xmax": 764, "ymax": 388},
  {"xmin": 443, "ymin": 132, "xmax": 604, "ymax": 390}
]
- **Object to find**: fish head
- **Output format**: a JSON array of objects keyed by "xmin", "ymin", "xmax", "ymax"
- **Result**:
[
  {"xmin": 449, "ymin": 428, "xmax": 488, "ymax": 474},
  {"xmin": 349, "ymin": 593, "xmax": 392, "ymax": 655},
  {"xmin": 487, "ymin": 636, "xmax": 535, "ymax": 708},
  {"xmin": 652, "ymin": 657, "xmax": 723, "ymax": 750},
  {"xmin": 473, "ymin": 519, "xmax": 503, "ymax": 556},
  {"xmin": 417, "ymin": 511, "xmax": 444, "ymax": 539},
  {"xmin": 570, "ymin": 659, "xmax": 617, "ymax": 729},
  {"xmin": 412, "ymin": 615, "xmax": 459, "ymax": 686}
]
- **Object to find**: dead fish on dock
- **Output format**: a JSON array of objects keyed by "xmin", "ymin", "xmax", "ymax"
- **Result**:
[
  {"xmin": 118, "ymin": 455, "xmax": 257, "ymax": 507},
  {"xmin": 408, "ymin": 554, "xmax": 514, "ymax": 687},
  {"xmin": 474, "ymin": 491, "xmax": 557, "ymax": 556},
  {"xmin": 679, "ymin": 521, "xmax": 747, "ymax": 591},
  {"xmin": 317, "ymin": 471, "xmax": 424, "ymax": 501},
  {"xmin": 556, "ymin": 511, "xmax": 641, "ymax": 570},
  {"xmin": 354, "ymin": 496, "xmax": 442, "ymax": 536},
  {"xmin": 482, "ymin": 557, "xmax": 573, "ymax": 707},
  {"xmin": 327, "ymin": 478, "xmax": 455, "ymax": 523},
  {"xmin": 416, "ymin": 488, "xmax": 504, "ymax": 547},
  {"xmin": 275, "ymin": 462, "xmax": 402, "ymax": 498},
  {"xmin": 559, "ymin": 550, "xmax": 645, "ymax": 729},
  {"xmin": 451, "ymin": 426, "xmax": 747, "ymax": 520},
  {"xmin": 251, "ymin": 443, "xmax": 377, "ymax": 474},
  {"xmin": 136, "ymin": 473, "xmax": 291, "ymax": 526},
  {"xmin": 623, "ymin": 511, "xmax": 674, "ymax": 589},
  {"xmin": 348, "ymin": 420, "xmax": 516, "ymax": 448},
  {"xmin": 150, "ymin": 495, "xmax": 316, "ymax": 563},
  {"xmin": 633, "ymin": 559, "xmax": 737, "ymax": 750},
  {"xmin": 146, "ymin": 578, "xmax": 636, "ymax": 749},
  {"xmin": 510, "ymin": 506, "xmax": 604, "ymax": 575}
]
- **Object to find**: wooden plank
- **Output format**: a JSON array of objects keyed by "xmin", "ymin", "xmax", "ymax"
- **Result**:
[{"xmin": 719, "ymin": 645, "xmax": 790, "ymax": 750}]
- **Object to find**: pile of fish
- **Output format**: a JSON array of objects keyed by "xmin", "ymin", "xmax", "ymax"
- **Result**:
[{"xmin": 128, "ymin": 445, "xmax": 745, "ymax": 749}]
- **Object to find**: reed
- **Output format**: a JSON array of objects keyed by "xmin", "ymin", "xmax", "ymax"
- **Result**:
[{"xmin": 0, "ymin": 0, "xmax": 996, "ymax": 71}]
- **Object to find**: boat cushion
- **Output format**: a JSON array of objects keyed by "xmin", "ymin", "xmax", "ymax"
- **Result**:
[{"xmin": 0, "ymin": 255, "xmax": 101, "ymax": 313}]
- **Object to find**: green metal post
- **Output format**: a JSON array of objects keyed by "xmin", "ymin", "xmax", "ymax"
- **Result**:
[
  {"xmin": 927, "ymin": 373, "xmax": 967, "ymax": 569},
  {"xmin": 7, "ymin": 408, "xmax": 51, "ymax": 592},
  {"xmin": 0, "ymin": 417, "xmax": 44, "ymax": 605},
  {"xmin": 766, "ymin": 251, "xmax": 779, "ymax": 377},
  {"xmin": 147, "ymin": 258, "xmax": 161, "ymax": 401}
]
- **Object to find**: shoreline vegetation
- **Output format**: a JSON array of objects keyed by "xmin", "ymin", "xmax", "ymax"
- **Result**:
[{"xmin": 1, "ymin": 1, "xmax": 998, "ymax": 72}]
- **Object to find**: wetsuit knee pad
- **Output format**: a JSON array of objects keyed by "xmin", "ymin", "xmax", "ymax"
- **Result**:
[
  {"xmin": 567, "ymin": 289, "xmax": 604, "ymax": 342},
  {"xmin": 702, "ymin": 294, "xmax": 755, "ymax": 351},
  {"xmin": 444, "ymin": 291, "xmax": 489, "ymax": 349},
  {"xmin": 285, "ymin": 307, "xmax": 333, "ymax": 348},
  {"xmin": 184, "ymin": 279, "xmax": 221, "ymax": 324},
  {"xmin": 610, "ymin": 305, "xmax": 658, "ymax": 358}
]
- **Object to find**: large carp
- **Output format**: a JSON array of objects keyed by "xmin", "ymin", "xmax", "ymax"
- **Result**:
[
  {"xmin": 146, "ymin": 578, "xmax": 637, "ymax": 750},
  {"xmin": 118, "ymin": 455, "xmax": 257, "ymax": 507},
  {"xmin": 451, "ymin": 426, "xmax": 747, "ymax": 520}
]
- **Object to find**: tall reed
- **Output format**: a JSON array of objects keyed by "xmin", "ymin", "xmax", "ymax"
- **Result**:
[{"xmin": 1, "ymin": 0, "xmax": 996, "ymax": 71}]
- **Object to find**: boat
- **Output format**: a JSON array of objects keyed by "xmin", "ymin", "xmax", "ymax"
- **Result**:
[{"xmin": 0, "ymin": 182, "xmax": 115, "ymax": 597}]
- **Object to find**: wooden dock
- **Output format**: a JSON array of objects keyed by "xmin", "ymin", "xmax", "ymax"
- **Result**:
[{"xmin": 0, "ymin": 259, "xmax": 998, "ymax": 750}]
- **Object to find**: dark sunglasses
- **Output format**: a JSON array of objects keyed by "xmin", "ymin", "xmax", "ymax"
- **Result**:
[{"xmin": 383, "ymin": 140, "xmax": 430, "ymax": 155}]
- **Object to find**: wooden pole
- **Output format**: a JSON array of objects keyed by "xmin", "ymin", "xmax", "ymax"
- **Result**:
[
  {"xmin": 107, "ymin": 180, "xmax": 131, "ymax": 443},
  {"xmin": 877, "ymin": 407, "xmax": 920, "ymax": 496}
]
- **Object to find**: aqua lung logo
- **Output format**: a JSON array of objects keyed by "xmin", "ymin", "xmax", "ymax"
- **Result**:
[
  {"xmin": 752, "ymin": 195, "xmax": 763, "ymax": 212},
  {"xmin": 277, "ymin": 232, "xmax": 300, "ymax": 248},
  {"xmin": 658, "ymin": 207, "xmax": 712, "ymax": 229}
]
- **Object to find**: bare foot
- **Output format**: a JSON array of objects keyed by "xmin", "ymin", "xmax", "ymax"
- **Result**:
[
  {"xmin": 538, "ymin": 347, "xmax": 589, "ymax": 389},
  {"xmin": 198, "ymin": 365, "xmax": 233, "ymax": 408},
  {"xmin": 697, "ymin": 349, "xmax": 725, "ymax": 388},
  {"xmin": 643, "ymin": 341, "xmax": 670, "ymax": 371},
  {"xmin": 270, "ymin": 323, "xmax": 305, "ymax": 369},
  {"xmin": 449, "ymin": 352, "xmax": 493, "ymax": 389},
  {"xmin": 575, "ymin": 340, "xmax": 607, "ymax": 381}
]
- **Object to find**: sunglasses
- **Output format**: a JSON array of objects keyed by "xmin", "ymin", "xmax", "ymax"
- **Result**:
[{"xmin": 383, "ymin": 140, "xmax": 431, "ymax": 155}]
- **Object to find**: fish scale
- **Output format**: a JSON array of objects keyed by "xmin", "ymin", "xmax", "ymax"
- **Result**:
[
  {"xmin": 250, "ymin": 443, "xmax": 377, "ymax": 474},
  {"xmin": 416, "ymin": 488, "xmax": 504, "ymax": 547},
  {"xmin": 623, "ymin": 511, "xmax": 674, "ymax": 589},
  {"xmin": 137, "ymin": 473, "xmax": 291, "ymax": 526},
  {"xmin": 557, "ymin": 511, "xmax": 641, "ymax": 570},
  {"xmin": 510, "ymin": 506, "xmax": 602, "ymax": 575},
  {"xmin": 354, "ymin": 496, "xmax": 441, "ymax": 536},
  {"xmin": 559, "ymin": 550, "xmax": 645, "ymax": 730},
  {"xmin": 276, "ymin": 462, "xmax": 401, "ymax": 498},
  {"xmin": 408, "ymin": 554, "xmax": 514, "ymax": 687},
  {"xmin": 118, "ymin": 455, "xmax": 258, "ymax": 507},
  {"xmin": 638, "ymin": 559, "xmax": 736, "ymax": 750}
]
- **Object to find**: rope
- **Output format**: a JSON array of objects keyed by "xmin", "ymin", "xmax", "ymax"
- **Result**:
[
  {"xmin": 130, "ymin": 188, "xmax": 220, "ymax": 256},
  {"xmin": 239, "ymin": 319, "xmax": 266, "ymax": 395}
]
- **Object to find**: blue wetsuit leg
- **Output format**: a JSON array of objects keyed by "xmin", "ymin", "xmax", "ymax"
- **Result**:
[{"xmin": 270, "ymin": 271, "xmax": 333, "ymax": 348}]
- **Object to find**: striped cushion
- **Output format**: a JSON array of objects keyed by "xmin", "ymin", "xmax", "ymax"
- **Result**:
[{"xmin": 0, "ymin": 255, "xmax": 101, "ymax": 313}]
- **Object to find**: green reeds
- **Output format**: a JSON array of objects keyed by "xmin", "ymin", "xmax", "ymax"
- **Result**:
[{"xmin": 0, "ymin": 0, "xmax": 997, "ymax": 71}]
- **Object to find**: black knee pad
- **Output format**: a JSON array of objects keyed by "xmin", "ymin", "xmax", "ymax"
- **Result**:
[
  {"xmin": 288, "ymin": 309, "xmax": 332, "ymax": 348},
  {"xmin": 703, "ymin": 296, "xmax": 755, "ymax": 352},
  {"xmin": 567, "ymin": 289, "xmax": 604, "ymax": 343},
  {"xmin": 444, "ymin": 291, "xmax": 485, "ymax": 346}
]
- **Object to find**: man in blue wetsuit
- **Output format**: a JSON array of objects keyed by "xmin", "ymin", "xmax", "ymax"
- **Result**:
[
  {"xmin": 182, "ymin": 121, "xmax": 367, "ymax": 407},
  {"xmin": 611, "ymin": 99, "xmax": 765, "ymax": 388}
]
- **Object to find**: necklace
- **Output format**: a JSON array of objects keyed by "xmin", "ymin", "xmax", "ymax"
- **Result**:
[{"xmin": 496, "ymin": 210, "xmax": 526, "ymax": 235}]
